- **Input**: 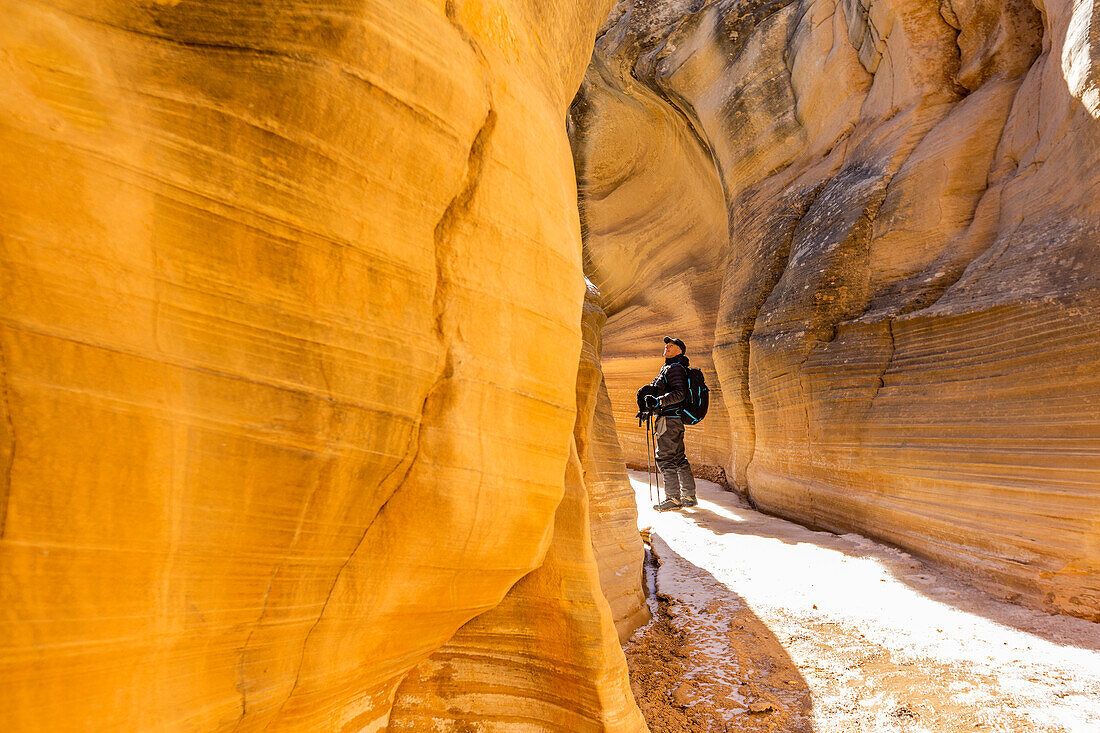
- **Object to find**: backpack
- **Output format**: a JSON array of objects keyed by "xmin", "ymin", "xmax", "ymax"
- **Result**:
[{"xmin": 676, "ymin": 364, "xmax": 709, "ymax": 426}]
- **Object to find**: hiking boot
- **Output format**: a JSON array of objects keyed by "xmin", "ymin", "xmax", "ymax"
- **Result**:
[
  {"xmin": 653, "ymin": 498, "xmax": 682, "ymax": 512},
  {"xmin": 681, "ymin": 498, "xmax": 698, "ymax": 508}
]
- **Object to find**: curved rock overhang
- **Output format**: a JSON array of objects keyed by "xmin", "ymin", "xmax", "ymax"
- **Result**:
[
  {"xmin": 0, "ymin": 1, "xmax": 648, "ymax": 730},
  {"xmin": 571, "ymin": 0, "xmax": 1100, "ymax": 622}
]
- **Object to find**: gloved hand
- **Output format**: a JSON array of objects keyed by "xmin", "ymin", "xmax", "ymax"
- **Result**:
[{"xmin": 644, "ymin": 394, "xmax": 660, "ymax": 410}]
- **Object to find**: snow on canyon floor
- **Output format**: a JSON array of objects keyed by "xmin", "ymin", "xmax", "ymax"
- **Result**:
[{"xmin": 624, "ymin": 471, "xmax": 1100, "ymax": 733}]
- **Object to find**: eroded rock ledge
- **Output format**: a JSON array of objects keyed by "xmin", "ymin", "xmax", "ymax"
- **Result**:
[
  {"xmin": 1, "ymin": 1, "xmax": 646, "ymax": 730},
  {"xmin": 572, "ymin": 0, "xmax": 1099, "ymax": 620}
]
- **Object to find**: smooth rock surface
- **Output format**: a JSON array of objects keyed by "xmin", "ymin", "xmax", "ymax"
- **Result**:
[
  {"xmin": 573, "ymin": 0, "xmax": 1100, "ymax": 620},
  {"xmin": 387, "ymin": 283, "xmax": 648, "ymax": 732},
  {"xmin": 389, "ymin": 441, "xmax": 646, "ymax": 732},
  {"xmin": 0, "ymin": 0, "xmax": 643, "ymax": 730},
  {"xmin": 577, "ymin": 284, "xmax": 651, "ymax": 641}
]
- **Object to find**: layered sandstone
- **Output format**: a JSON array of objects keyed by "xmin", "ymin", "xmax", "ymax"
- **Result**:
[
  {"xmin": 577, "ymin": 283, "xmax": 651, "ymax": 641},
  {"xmin": 573, "ymin": 0, "xmax": 1100, "ymax": 619},
  {"xmin": 389, "ymin": 447, "xmax": 646, "ymax": 732},
  {"xmin": 0, "ymin": 0, "xmax": 645, "ymax": 730},
  {"xmin": 388, "ymin": 284, "xmax": 648, "ymax": 732}
]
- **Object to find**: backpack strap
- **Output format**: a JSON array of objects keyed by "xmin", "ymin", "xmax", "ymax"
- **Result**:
[{"xmin": 659, "ymin": 362, "xmax": 689, "ymax": 417}]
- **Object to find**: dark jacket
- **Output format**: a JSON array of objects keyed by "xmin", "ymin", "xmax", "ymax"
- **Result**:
[{"xmin": 648, "ymin": 355, "xmax": 690, "ymax": 417}]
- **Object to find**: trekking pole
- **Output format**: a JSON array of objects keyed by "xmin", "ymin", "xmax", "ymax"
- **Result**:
[
  {"xmin": 645, "ymin": 412, "xmax": 654, "ymax": 505},
  {"xmin": 651, "ymin": 415, "xmax": 663, "ymax": 504},
  {"xmin": 642, "ymin": 413, "xmax": 651, "ymax": 506}
]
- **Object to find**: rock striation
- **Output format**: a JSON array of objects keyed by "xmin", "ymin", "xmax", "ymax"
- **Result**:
[
  {"xmin": 0, "ymin": 0, "xmax": 645, "ymax": 730},
  {"xmin": 573, "ymin": 0, "xmax": 1100, "ymax": 620},
  {"xmin": 387, "ymin": 283, "xmax": 648, "ymax": 732},
  {"xmin": 577, "ymin": 284, "xmax": 651, "ymax": 642}
]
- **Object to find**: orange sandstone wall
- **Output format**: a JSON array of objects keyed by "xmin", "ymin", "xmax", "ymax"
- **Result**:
[
  {"xmin": 389, "ymin": 444, "xmax": 646, "ymax": 733},
  {"xmin": 0, "ymin": 0, "xmax": 645, "ymax": 730},
  {"xmin": 573, "ymin": 0, "xmax": 1100, "ymax": 620},
  {"xmin": 577, "ymin": 285, "xmax": 650, "ymax": 641},
  {"xmin": 387, "ymin": 284, "xmax": 649, "ymax": 732}
]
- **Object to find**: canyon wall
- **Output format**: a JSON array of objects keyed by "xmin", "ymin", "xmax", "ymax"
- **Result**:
[
  {"xmin": 0, "ymin": 1, "xmax": 646, "ymax": 731},
  {"xmin": 573, "ymin": 0, "xmax": 1100, "ymax": 620},
  {"xmin": 576, "ymin": 284, "xmax": 651, "ymax": 642},
  {"xmin": 388, "ymin": 284, "xmax": 648, "ymax": 732}
]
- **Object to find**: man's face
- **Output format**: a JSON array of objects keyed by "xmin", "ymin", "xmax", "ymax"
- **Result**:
[{"xmin": 663, "ymin": 341, "xmax": 682, "ymax": 358}]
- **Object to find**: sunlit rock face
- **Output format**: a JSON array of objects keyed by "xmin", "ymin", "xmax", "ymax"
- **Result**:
[
  {"xmin": 573, "ymin": 0, "xmax": 1100, "ymax": 620},
  {"xmin": 388, "ymin": 447, "xmax": 646, "ymax": 731},
  {"xmin": 0, "ymin": 0, "xmax": 645, "ymax": 730},
  {"xmin": 388, "ymin": 447, "xmax": 646, "ymax": 732},
  {"xmin": 577, "ymin": 284, "xmax": 651, "ymax": 642},
  {"xmin": 387, "ymin": 284, "xmax": 648, "ymax": 732}
]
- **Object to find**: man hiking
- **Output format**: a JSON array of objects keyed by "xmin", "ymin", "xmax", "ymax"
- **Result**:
[{"xmin": 638, "ymin": 336, "xmax": 698, "ymax": 511}]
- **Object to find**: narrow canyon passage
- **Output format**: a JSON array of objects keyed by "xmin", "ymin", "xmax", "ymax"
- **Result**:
[
  {"xmin": 3, "ymin": 0, "xmax": 1099, "ymax": 728},
  {"xmin": 625, "ymin": 472, "xmax": 1100, "ymax": 733}
]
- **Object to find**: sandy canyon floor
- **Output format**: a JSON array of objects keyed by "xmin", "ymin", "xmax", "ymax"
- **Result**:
[{"xmin": 625, "ymin": 472, "xmax": 1100, "ymax": 733}]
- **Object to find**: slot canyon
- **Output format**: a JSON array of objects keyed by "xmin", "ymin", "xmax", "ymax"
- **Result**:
[{"xmin": 0, "ymin": 0, "xmax": 1097, "ymax": 731}]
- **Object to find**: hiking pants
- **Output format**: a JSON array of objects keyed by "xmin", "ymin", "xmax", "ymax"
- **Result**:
[{"xmin": 655, "ymin": 416, "xmax": 696, "ymax": 502}]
